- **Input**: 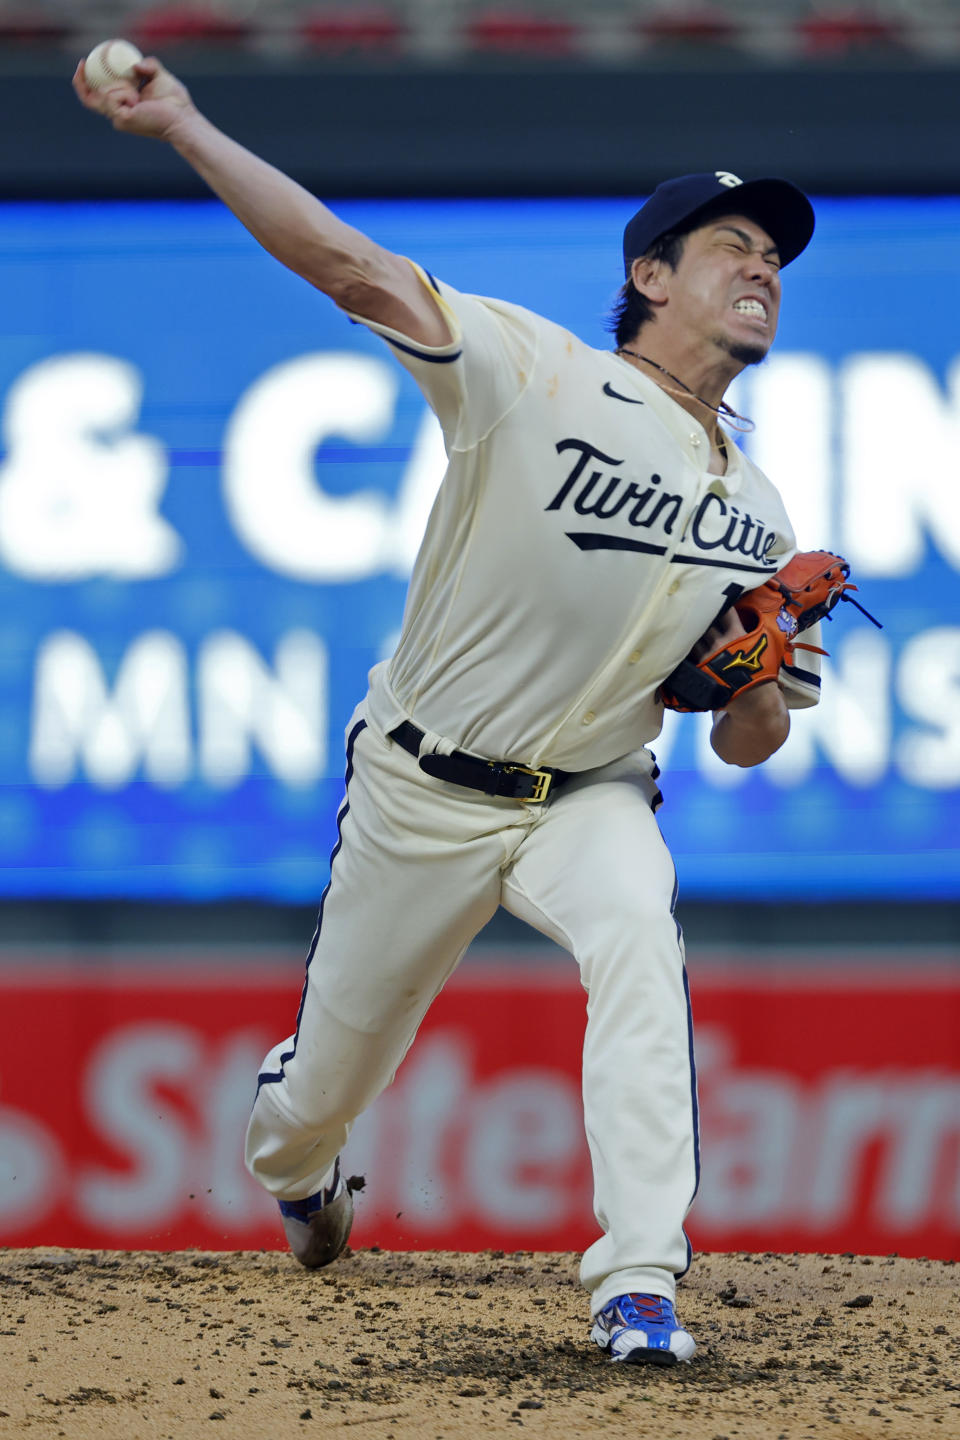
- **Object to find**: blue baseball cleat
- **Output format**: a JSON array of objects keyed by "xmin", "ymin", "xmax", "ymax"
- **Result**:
[
  {"xmin": 277, "ymin": 1157, "xmax": 354, "ymax": 1269},
  {"xmin": 591, "ymin": 1292, "xmax": 696, "ymax": 1365}
]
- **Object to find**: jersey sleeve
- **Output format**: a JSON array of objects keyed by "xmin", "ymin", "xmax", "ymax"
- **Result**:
[
  {"xmin": 779, "ymin": 618, "xmax": 822, "ymax": 709},
  {"xmin": 341, "ymin": 262, "xmax": 539, "ymax": 450}
]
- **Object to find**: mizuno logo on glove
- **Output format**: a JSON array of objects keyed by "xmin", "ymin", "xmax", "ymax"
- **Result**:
[{"xmin": 720, "ymin": 636, "xmax": 768, "ymax": 674}]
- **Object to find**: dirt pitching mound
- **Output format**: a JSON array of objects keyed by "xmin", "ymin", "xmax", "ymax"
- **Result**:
[{"xmin": 1, "ymin": 1248, "xmax": 956, "ymax": 1438}]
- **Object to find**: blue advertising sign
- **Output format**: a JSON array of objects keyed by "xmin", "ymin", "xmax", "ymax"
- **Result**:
[{"xmin": 0, "ymin": 197, "xmax": 956, "ymax": 899}]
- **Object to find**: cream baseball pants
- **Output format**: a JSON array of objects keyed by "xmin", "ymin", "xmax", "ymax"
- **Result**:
[{"xmin": 245, "ymin": 705, "xmax": 700, "ymax": 1316}]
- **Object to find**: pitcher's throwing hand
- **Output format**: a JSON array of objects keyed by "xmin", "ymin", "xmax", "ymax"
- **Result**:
[{"xmin": 73, "ymin": 52, "xmax": 195, "ymax": 141}]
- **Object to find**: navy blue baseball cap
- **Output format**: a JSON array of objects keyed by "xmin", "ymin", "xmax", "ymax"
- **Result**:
[{"xmin": 622, "ymin": 170, "xmax": 815, "ymax": 277}]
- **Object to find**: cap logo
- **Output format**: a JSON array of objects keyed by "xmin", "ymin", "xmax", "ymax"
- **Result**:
[{"xmin": 715, "ymin": 171, "xmax": 743, "ymax": 188}]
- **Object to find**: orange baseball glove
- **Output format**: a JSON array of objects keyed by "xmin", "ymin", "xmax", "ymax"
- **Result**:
[{"xmin": 660, "ymin": 550, "xmax": 875, "ymax": 713}]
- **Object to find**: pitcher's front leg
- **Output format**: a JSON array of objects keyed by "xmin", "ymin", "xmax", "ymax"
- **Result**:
[{"xmin": 502, "ymin": 762, "xmax": 699, "ymax": 1360}]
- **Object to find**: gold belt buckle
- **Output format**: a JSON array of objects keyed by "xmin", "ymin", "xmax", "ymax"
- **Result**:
[{"xmin": 502, "ymin": 763, "xmax": 553, "ymax": 804}]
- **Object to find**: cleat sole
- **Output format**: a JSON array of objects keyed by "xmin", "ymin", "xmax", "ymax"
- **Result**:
[
  {"xmin": 622, "ymin": 1348, "xmax": 681, "ymax": 1367},
  {"xmin": 282, "ymin": 1187, "xmax": 354, "ymax": 1269}
]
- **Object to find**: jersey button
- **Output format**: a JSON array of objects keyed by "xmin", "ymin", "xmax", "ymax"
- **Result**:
[
  {"xmin": 668, "ymin": 580, "xmax": 681, "ymax": 595},
  {"xmin": 628, "ymin": 650, "xmax": 641, "ymax": 664},
  {"xmin": 582, "ymin": 711, "xmax": 596, "ymax": 725},
  {"xmin": 689, "ymin": 434, "xmax": 701, "ymax": 448}
]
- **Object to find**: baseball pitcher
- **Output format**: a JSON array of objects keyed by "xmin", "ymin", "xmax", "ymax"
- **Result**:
[{"xmin": 75, "ymin": 55, "xmax": 860, "ymax": 1366}]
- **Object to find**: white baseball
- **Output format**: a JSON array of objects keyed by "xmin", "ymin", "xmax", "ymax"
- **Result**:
[{"xmin": 84, "ymin": 39, "xmax": 144, "ymax": 92}]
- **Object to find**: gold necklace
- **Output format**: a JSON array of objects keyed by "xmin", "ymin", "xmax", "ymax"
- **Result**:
[{"xmin": 616, "ymin": 348, "xmax": 755, "ymax": 435}]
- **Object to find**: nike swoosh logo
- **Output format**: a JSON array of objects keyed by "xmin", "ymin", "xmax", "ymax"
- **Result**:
[{"xmin": 602, "ymin": 382, "xmax": 644, "ymax": 405}]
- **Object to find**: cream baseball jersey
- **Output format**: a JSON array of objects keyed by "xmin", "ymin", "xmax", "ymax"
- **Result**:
[{"xmin": 347, "ymin": 264, "xmax": 820, "ymax": 772}]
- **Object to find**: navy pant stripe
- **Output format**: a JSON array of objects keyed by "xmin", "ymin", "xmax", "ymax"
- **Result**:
[
  {"xmin": 670, "ymin": 864, "xmax": 701, "ymax": 1279},
  {"xmin": 257, "ymin": 718, "xmax": 367, "ymax": 1091}
]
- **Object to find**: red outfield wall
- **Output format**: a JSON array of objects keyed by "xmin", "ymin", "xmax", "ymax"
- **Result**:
[{"xmin": 0, "ymin": 955, "xmax": 957, "ymax": 1260}]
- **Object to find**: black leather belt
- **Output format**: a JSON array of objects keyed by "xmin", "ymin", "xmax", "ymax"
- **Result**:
[{"xmin": 389, "ymin": 720, "xmax": 567, "ymax": 804}]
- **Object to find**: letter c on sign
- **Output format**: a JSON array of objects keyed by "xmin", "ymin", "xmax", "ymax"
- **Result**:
[{"xmin": 223, "ymin": 353, "xmax": 398, "ymax": 583}]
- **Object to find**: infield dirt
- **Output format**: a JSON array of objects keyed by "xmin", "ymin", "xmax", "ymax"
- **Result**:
[{"xmin": 1, "ymin": 1247, "xmax": 956, "ymax": 1439}]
